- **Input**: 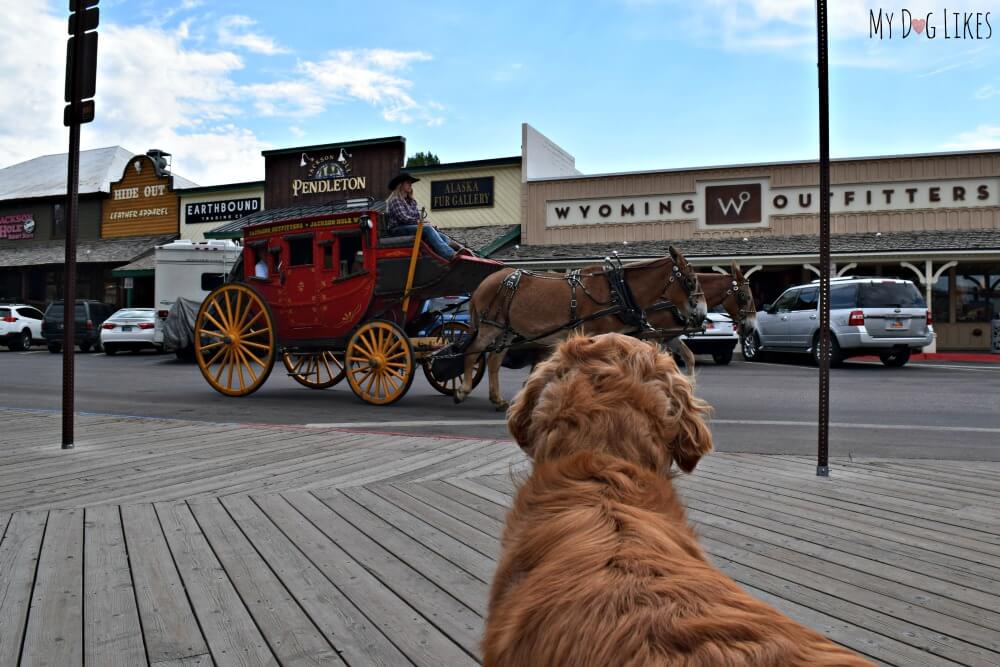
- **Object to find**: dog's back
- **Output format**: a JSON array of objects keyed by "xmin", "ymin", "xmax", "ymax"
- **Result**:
[{"xmin": 484, "ymin": 451, "xmax": 873, "ymax": 667}]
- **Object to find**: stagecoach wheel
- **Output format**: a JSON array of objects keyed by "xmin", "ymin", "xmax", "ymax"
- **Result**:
[
  {"xmin": 282, "ymin": 350, "xmax": 346, "ymax": 389},
  {"xmin": 195, "ymin": 283, "xmax": 276, "ymax": 397},
  {"xmin": 422, "ymin": 321, "xmax": 486, "ymax": 396},
  {"xmin": 345, "ymin": 320, "xmax": 415, "ymax": 405}
]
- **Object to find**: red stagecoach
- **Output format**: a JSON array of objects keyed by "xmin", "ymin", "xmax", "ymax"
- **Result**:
[{"xmin": 193, "ymin": 199, "xmax": 503, "ymax": 404}]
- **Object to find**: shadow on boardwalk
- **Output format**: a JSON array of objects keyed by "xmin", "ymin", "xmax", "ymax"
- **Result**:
[{"xmin": 1, "ymin": 409, "xmax": 999, "ymax": 665}]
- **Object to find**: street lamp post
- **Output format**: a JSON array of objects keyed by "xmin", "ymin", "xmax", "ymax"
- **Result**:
[{"xmin": 816, "ymin": 0, "xmax": 831, "ymax": 477}]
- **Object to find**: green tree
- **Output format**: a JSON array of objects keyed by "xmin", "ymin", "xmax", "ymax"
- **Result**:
[{"xmin": 406, "ymin": 151, "xmax": 441, "ymax": 167}]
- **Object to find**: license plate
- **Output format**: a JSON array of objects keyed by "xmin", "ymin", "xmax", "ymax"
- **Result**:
[
  {"xmin": 888, "ymin": 319, "xmax": 905, "ymax": 330},
  {"xmin": 121, "ymin": 325, "xmax": 132, "ymax": 332}
]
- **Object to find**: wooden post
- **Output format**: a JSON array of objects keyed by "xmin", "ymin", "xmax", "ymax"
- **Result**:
[{"xmin": 400, "ymin": 209, "xmax": 426, "ymax": 317}]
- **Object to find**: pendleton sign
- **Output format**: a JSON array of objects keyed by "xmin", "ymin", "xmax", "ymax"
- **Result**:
[
  {"xmin": 545, "ymin": 177, "xmax": 1000, "ymax": 229},
  {"xmin": 263, "ymin": 138, "xmax": 405, "ymax": 209},
  {"xmin": 431, "ymin": 177, "xmax": 494, "ymax": 210}
]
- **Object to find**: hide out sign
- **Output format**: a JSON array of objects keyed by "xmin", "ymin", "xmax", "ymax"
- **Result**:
[{"xmin": 431, "ymin": 177, "xmax": 494, "ymax": 210}]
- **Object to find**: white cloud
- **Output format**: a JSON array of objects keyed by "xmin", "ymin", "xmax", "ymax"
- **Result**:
[
  {"xmin": 217, "ymin": 15, "xmax": 289, "ymax": 56},
  {"xmin": 0, "ymin": 4, "xmax": 443, "ymax": 185},
  {"xmin": 246, "ymin": 49, "xmax": 445, "ymax": 126},
  {"xmin": 942, "ymin": 125, "xmax": 1000, "ymax": 150},
  {"xmin": 974, "ymin": 83, "xmax": 999, "ymax": 99}
]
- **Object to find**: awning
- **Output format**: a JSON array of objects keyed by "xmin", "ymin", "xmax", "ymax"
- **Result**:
[
  {"xmin": 491, "ymin": 229, "xmax": 1000, "ymax": 266},
  {"xmin": 0, "ymin": 234, "xmax": 177, "ymax": 269},
  {"xmin": 110, "ymin": 250, "xmax": 157, "ymax": 278}
]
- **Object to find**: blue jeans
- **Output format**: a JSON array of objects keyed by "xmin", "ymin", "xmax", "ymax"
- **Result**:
[{"xmin": 391, "ymin": 224, "xmax": 456, "ymax": 259}]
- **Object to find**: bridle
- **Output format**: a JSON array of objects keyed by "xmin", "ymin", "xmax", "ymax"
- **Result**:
[
  {"xmin": 646, "ymin": 259, "xmax": 705, "ymax": 330},
  {"xmin": 723, "ymin": 275, "xmax": 754, "ymax": 333}
]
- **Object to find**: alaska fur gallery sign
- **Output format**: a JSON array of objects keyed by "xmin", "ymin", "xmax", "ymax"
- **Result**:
[
  {"xmin": 545, "ymin": 177, "xmax": 1000, "ymax": 229},
  {"xmin": 431, "ymin": 177, "xmax": 494, "ymax": 210}
]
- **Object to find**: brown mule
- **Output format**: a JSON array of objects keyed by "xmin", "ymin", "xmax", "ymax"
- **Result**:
[{"xmin": 454, "ymin": 246, "xmax": 706, "ymax": 410}]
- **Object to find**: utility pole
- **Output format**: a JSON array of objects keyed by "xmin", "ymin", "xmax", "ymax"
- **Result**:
[
  {"xmin": 62, "ymin": 0, "xmax": 99, "ymax": 449},
  {"xmin": 816, "ymin": 0, "xmax": 831, "ymax": 477}
]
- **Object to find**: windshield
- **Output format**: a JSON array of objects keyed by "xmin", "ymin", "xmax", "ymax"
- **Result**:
[{"xmin": 859, "ymin": 282, "xmax": 926, "ymax": 308}]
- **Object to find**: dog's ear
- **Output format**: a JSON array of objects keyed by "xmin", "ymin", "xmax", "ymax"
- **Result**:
[
  {"xmin": 651, "ymin": 350, "xmax": 714, "ymax": 473},
  {"xmin": 506, "ymin": 352, "xmax": 556, "ymax": 457}
]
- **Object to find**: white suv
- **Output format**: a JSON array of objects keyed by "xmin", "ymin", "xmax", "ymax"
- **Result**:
[
  {"xmin": 0, "ymin": 303, "xmax": 45, "ymax": 351},
  {"xmin": 742, "ymin": 277, "xmax": 933, "ymax": 367}
]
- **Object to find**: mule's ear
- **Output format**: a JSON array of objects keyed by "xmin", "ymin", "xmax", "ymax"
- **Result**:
[
  {"xmin": 730, "ymin": 259, "xmax": 741, "ymax": 276},
  {"xmin": 668, "ymin": 245, "xmax": 679, "ymax": 261}
]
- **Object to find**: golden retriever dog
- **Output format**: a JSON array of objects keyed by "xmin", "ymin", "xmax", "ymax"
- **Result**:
[{"xmin": 483, "ymin": 333, "xmax": 873, "ymax": 666}]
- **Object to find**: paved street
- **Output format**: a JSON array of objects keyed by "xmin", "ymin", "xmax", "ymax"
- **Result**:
[{"xmin": 3, "ymin": 347, "xmax": 998, "ymax": 459}]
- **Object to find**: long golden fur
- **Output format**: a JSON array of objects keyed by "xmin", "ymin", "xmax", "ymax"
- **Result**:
[{"xmin": 484, "ymin": 333, "xmax": 873, "ymax": 666}]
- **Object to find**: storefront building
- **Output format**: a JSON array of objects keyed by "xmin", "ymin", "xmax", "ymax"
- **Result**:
[
  {"xmin": 205, "ymin": 138, "xmax": 520, "ymax": 255},
  {"xmin": 489, "ymin": 127, "xmax": 1000, "ymax": 351},
  {"xmin": 178, "ymin": 181, "xmax": 265, "ymax": 242}
]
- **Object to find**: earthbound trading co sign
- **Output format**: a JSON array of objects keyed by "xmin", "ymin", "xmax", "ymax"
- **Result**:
[
  {"xmin": 545, "ymin": 177, "xmax": 1000, "ymax": 229},
  {"xmin": 185, "ymin": 197, "xmax": 262, "ymax": 224},
  {"xmin": 431, "ymin": 177, "xmax": 494, "ymax": 210}
]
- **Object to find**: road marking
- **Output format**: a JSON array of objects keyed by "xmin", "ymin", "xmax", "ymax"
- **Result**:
[
  {"xmin": 305, "ymin": 417, "xmax": 1000, "ymax": 434},
  {"xmin": 710, "ymin": 419, "xmax": 1000, "ymax": 434}
]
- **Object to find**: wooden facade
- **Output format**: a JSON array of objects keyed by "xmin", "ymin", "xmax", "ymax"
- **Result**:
[
  {"xmin": 411, "ymin": 162, "xmax": 522, "ymax": 230},
  {"xmin": 101, "ymin": 155, "xmax": 180, "ymax": 239},
  {"xmin": 523, "ymin": 151, "xmax": 1000, "ymax": 245},
  {"xmin": 263, "ymin": 137, "xmax": 405, "ymax": 209}
]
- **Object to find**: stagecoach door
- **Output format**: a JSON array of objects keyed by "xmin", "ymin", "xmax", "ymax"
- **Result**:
[
  {"xmin": 276, "ymin": 232, "xmax": 323, "ymax": 332},
  {"xmin": 315, "ymin": 229, "xmax": 372, "ymax": 337}
]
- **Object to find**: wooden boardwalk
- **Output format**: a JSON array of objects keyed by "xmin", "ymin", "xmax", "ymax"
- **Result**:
[{"xmin": 1, "ymin": 409, "xmax": 999, "ymax": 666}]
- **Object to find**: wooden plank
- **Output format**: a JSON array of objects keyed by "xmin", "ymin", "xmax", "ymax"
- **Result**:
[
  {"xmin": 20, "ymin": 508, "xmax": 83, "ymax": 667},
  {"xmin": 694, "ymin": 516, "xmax": 1000, "ymax": 651},
  {"xmin": 703, "ymin": 537, "xmax": 1000, "ymax": 665},
  {"xmin": 392, "ymin": 440, "xmax": 520, "ymax": 483},
  {"xmin": 84, "ymin": 505, "xmax": 146, "ymax": 666},
  {"xmin": 424, "ymin": 481, "xmax": 508, "ymax": 523},
  {"xmin": 737, "ymin": 582, "xmax": 945, "ymax": 667},
  {"xmin": 682, "ymin": 476, "xmax": 1000, "ymax": 584},
  {"xmin": 682, "ymin": 488, "xmax": 1000, "ymax": 616},
  {"xmin": 121, "ymin": 504, "xmax": 209, "ymax": 664},
  {"xmin": 390, "ymin": 482, "xmax": 505, "ymax": 536},
  {"xmin": 316, "ymin": 487, "xmax": 491, "ymax": 604},
  {"xmin": 151, "ymin": 653, "xmax": 215, "ymax": 667},
  {"xmin": 287, "ymin": 490, "xmax": 486, "ymax": 648},
  {"xmin": 253, "ymin": 493, "xmax": 475, "ymax": 667},
  {"xmin": 187, "ymin": 499, "xmax": 344, "ymax": 666},
  {"xmin": 0, "ymin": 511, "xmax": 47, "ymax": 666},
  {"xmin": 369, "ymin": 484, "xmax": 499, "ymax": 559},
  {"xmin": 154, "ymin": 501, "xmax": 276, "ymax": 666},
  {"xmin": 445, "ymin": 477, "xmax": 514, "ymax": 508},
  {"xmin": 220, "ymin": 494, "xmax": 406, "ymax": 667}
]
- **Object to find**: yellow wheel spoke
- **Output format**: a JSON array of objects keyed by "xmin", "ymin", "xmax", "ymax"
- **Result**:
[
  {"xmin": 222, "ymin": 291, "xmax": 234, "ymax": 330},
  {"xmin": 290, "ymin": 355, "xmax": 306, "ymax": 374},
  {"xmin": 204, "ymin": 345, "xmax": 228, "ymax": 368},
  {"xmin": 203, "ymin": 310, "xmax": 228, "ymax": 334},
  {"xmin": 242, "ymin": 340, "xmax": 272, "ymax": 352},
  {"xmin": 200, "ymin": 340, "xmax": 225, "ymax": 352},
  {"xmin": 233, "ymin": 290, "xmax": 246, "ymax": 331},
  {"xmin": 384, "ymin": 339, "xmax": 403, "ymax": 356},
  {"xmin": 226, "ymin": 348, "xmax": 236, "ymax": 388},
  {"xmin": 385, "ymin": 350, "xmax": 409, "ymax": 361},
  {"xmin": 353, "ymin": 335, "xmax": 374, "ymax": 357},
  {"xmin": 238, "ymin": 347, "xmax": 259, "ymax": 383},
  {"xmin": 385, "ymin": 361, "xmax": 409, "ymax": 369},
  {"xmin": 200, "ymin": 330, "xmax": 226, "ymax": 340},
  {"xmin": 234, "ymin": 348, "xmax": 246, "ymax": 391},
  {"xmin": 213, "ymin": 348, "xmax": 230, "ymax": 383},
  {"xmin": 320, "ymin": 355, "xmax": 335, "ymax": 379},
  {"xmin": 240, "ymin": 310, "xmax": 265, "ymax": 334},
  {"xmin": 240, "ymin": 344, "xmax": 266, "ymax": 368}
]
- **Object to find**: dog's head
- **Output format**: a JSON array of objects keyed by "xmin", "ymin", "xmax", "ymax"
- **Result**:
[{"xmin": 507, "ymin": 333, "xmax": 713, "ymax": 474}]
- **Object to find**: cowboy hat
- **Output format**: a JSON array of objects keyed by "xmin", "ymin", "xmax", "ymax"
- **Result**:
[{"xmin": 388, "ymin": 172, "xmax": 420, "ymax": 191}]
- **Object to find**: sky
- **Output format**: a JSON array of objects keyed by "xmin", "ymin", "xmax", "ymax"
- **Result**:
[{"xmin": 1, "ymin": 0, "xmax": 998, "ymax": 186}]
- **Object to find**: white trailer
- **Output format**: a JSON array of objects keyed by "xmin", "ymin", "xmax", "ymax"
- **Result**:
[{"xmin": 153, "ymin": 239, "xmax": 240, "ymax": 356}]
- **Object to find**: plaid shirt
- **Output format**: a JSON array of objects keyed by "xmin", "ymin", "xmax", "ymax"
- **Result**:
[{"xmin": 386, "ymin": 196, "xmax": 420, "ymax": 232}]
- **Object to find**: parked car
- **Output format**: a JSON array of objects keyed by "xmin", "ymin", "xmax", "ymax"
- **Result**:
[
  {"xmin": 742, "ymin": 277, "xmax": 933, "ymax": 367},
  {"xmin": 415, "ymin": 296, "xmax": 471, "ymax": 336},
  {"xmin": 42, "ymin": 299, "xmax": 117, "ymax": 353},
  {"xmin": 0, "ymin": 303, "xmax": 45, "ymax": 351},
  {"xmin": 101, "ymin": 308, "xmax": 161, "ymax": 354},
  {"xmin": 680, "ymin": 307, "xmax": 738, "ymax": 365}
]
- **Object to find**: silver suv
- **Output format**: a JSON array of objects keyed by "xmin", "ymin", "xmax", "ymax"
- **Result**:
[{"xmin": 742, "ymin": 277, "xmax": 933, "ymax": 367}]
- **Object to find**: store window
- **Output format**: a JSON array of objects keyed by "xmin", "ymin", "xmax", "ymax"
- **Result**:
[
  {"xmin": 931, "ymin": 274, "xmax": 950, "ymax": 323},
  {"xmin": 52, "ymin": 204, "xmax": 65, "ymax": 239},
  {"xmin": 955, "ymin": 266, "xmax": 1000, "ymax": 323}
]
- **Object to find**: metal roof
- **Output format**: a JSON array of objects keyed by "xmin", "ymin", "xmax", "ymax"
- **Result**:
[
  {"xmin": 0, "ymin": 234, "xmax": 177, "ymax": 268},
  {"xmin": 0, "ymin": 147, "xmax": 198, "ymax": 202}
]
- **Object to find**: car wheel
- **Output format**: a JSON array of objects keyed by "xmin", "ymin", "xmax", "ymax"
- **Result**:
[
  {"xmin": 879, "ymin": 348, "xmax": 911, "ymax": 367},
  {"xmin": 104, "ymin": 344, "xmax": 117, "ymax": 356},
  {"xmin": 812, "ymin": 333, "xmax": 843, "ymax": 367},
  {"xmin": 712, "ymin": 349, "xmax": 733, "ymax": 365},
  {"xmin": 48, "ymin": 343, "xmax": 61, "ymax": 354},
  {"xmin": 79, "ymin": 342, "xmax": 91, "ymax": 353},
  {"xmin": 741, "ymin": 332, "xmax": 764, "ymax": 362},
  {"xmin": 19, "ymin": 329, "xmax": 32, "ymax": 351}
]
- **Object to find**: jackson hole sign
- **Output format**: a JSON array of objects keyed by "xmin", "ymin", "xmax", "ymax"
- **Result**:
[{"xmin": 545, "ymin": 177, "xmax": 1000, "ymax": 229}]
